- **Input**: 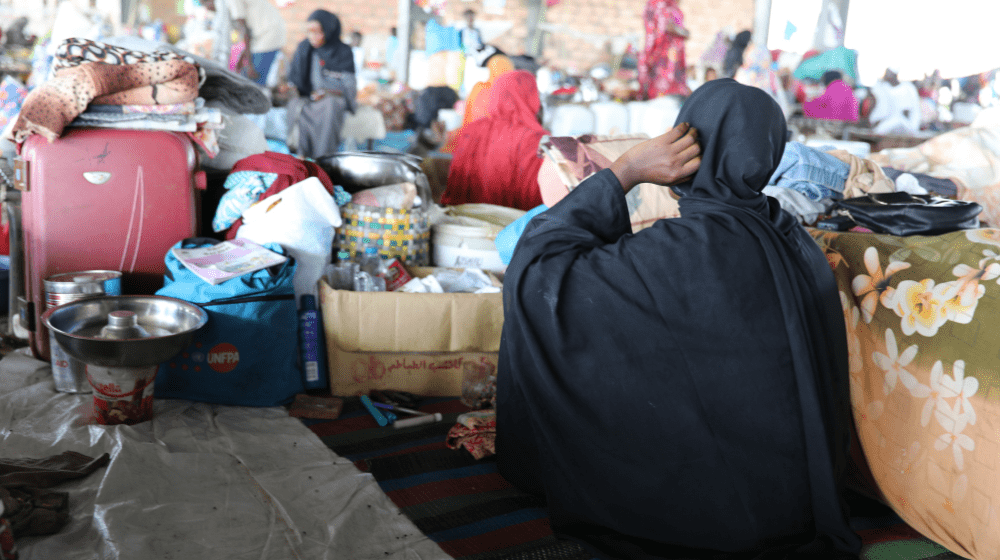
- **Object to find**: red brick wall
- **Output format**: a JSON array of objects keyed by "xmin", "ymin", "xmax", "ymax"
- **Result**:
[{"xmin": 235, "ymin": 0, "xmax": 755, "ymax": 76}]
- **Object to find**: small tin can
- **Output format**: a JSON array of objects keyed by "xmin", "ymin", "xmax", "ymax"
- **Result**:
[{"xmin": 45, "ymin": 271, "xmax": 122, "ymax": 393}]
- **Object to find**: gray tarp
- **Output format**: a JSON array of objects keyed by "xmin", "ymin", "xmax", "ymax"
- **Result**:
[{"xmin": 0, "ymin": 348, "xmax": 451, "ymax": 560}]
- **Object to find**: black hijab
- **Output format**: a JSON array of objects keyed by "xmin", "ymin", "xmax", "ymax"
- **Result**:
[
  {"xmin": 723, "ymin": 30, "xmax": 752, "ymax": 78},
  {"xmin": 496, "ymin": 79, "xmax": 860, "ymax": 559},
  {"xmin": 289, "ymin": 10, "xmax": 355, "ymax": 97}
]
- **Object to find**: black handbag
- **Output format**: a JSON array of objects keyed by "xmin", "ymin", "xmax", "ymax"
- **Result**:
[{"xmin": 834, "ymin": 192, "xmax": 983, "ymax": 236}]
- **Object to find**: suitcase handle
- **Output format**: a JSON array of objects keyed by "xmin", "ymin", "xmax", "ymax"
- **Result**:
[{"xmin": 194, "ymin": 170, "xmax": 207, "ymax": 191}]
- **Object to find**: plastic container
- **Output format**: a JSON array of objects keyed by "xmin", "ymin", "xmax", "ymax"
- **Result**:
[
  {"xmin": 298, "ymin": 295, "xmax": 328, "ymax": 392},
  {"xmin": 432, "ymin": 222, "xmax": 505, "ymax": 272},
  {"xmin": 88, "ymin": 364, "xmax": 158, "ymax": 425},
  {"xmin": 360, "ymin": 246, "xmax": 386, "ymax": 277}
]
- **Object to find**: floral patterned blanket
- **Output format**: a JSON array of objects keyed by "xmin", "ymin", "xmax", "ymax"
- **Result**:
[{"xmin": 810, "ymin": 227, "xmax": 1000, "ymax": 560}]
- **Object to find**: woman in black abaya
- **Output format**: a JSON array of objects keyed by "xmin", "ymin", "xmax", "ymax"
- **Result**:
[
  {"xmin": 496, "ymin": 79, "xmax": 860, "ymax": 559},
  {"xmin": 287, "ymin": 10, "xmax": 356, "ymax": 158}
]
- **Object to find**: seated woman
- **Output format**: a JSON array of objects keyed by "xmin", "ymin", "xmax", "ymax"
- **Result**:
[
  {"xmin": 441, "ymin": 70, "xmax": 548, "ymax": 211},
  {"xmin": 287, "ymin": 10, "xmax": 356, "ymax": 159},
  {"xmin": 463, "ymin": 46, "xmax": 515, "ymax": 126},
  {"xmin": 497, "ymin": 79, "xmax": 861, "ymax": 559},
  {"xmin": 804, "ymin": 70, "xmax": 859, "ymax": 122}
]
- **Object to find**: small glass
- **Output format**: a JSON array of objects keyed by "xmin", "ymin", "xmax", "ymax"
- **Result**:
[{"xmin": 461, "ymin": 361, "xmax": 497, "ymax": 409}]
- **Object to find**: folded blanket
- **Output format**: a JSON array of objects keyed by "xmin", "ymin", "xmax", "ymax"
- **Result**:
[
  {"xmin": 8, "ymin": 60, "xmax": 199, "ymax": 143},
  {"xmin": 54, "ymin": 37, "xmax": 206, "ymax": 87},
  {"xmin": 103, "ymin": 35, "xmax": 271, "ymax": 115},
  {"xmin": 84, "ymin": 101, "xmax": 197, "ymax": 115}
]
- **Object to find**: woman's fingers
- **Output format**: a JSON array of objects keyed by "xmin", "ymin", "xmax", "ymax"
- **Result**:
[
  {"xmin": 680, "ymin": 156, "xmax": 701, "ymax": 177},
  {"xmin": 677, "ymin": 142, "xmax": 699, "ymax": 161},
  {"xmin": 662, "ymin": 122, "xmax": 690, "ymax": 144},
  {"xmin": 672, "ymin": 128, "xmax": 698, "ymax": 150}
]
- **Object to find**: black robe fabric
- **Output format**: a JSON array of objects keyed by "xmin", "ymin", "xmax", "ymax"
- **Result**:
[
  {"xmin": 496, "ymin": 79, "xmax": 860, "ymax": 559},
  {"xmin": 289, "ymin": 10, "xmax": 355, "ymax": 97}
]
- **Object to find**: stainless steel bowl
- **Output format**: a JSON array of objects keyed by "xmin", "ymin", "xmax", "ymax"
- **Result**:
[
  {"xmin": 317, "ymin": 151, "xmax": 422, "ymax": 190},
  {"xmin": 42, "ymin": 295, "xmax": 208, "ymax": 368}
]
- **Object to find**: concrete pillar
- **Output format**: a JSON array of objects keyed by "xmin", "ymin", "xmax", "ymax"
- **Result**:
[
  {"xmin": 813, "ymin": 0, "xmax": 850, "ymax": 50},
  {"xmin": 525, "ymin": 0, "xmax": 545, "ymax": 59},
  {"xmin": 396, "ymin": 0, "xmax": 412, "ymax": 85},
  {"xmin": 753, "ymin": 0, "xmax": 771, "ymax": 47}
]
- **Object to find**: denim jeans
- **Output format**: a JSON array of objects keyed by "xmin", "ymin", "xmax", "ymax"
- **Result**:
[{"xmin": 767, "ymin": 142, "xmax": 850, "ymax": 201}]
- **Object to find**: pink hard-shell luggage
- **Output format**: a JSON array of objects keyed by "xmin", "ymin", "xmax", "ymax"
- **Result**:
[{"xmin": 15, "ymin": 128, "xmax": 204, "ymax": 361}]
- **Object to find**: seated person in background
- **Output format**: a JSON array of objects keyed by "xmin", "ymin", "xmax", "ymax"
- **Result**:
[
  {"xmin": 287, "ymin": 10, "xmax": 356, "ymax": 159},
  {"xmin": 497, "ymin": 79, "xmax": 860, "ymax": 559},
  {"xmin": 804, "ymin": 70, "xmax": 859, "ymax": 122},
  {"xmin": 462, "ymin": 46, "xmax": 515, "ymax": 127},
  {"xmin": 869, "ymin": 67, "xmax": 921, "ymax": 135},
  {"xmin": 442, "ymin": 71, "xmax": 548, "ymax": 211}
]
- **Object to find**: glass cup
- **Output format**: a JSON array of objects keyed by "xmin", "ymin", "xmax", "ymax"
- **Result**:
[{"xmin": 461, "ymin": 361, "xmax": 496, "ymax": 409}]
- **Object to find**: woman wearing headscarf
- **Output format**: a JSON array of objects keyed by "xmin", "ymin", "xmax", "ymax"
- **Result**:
[
  {"xmin": 442, "ymin": 70, "xmax": 547, "ymax": 210},
  {"xmin": 723, "ymin": 29, "xmax": 752, "ymax": 78},
  {"xmin": 496, "ymin": 79, "xmax": 861, "ymax": 559},
  {"xmin": 638, "ymin": 0, "xmax": 691, "ymax": 99},
  {"xmin": 287, "ymin": 10, "xmax": 356, "ymax": 159},
  {"xmin": 462, "ymin": 46, "xmax": 515, "ymax": 126}
]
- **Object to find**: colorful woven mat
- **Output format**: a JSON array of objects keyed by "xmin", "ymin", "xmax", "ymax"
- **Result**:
[{"xmin": 303, "ymin": 398, "xmax": 969, "ymax": 560}]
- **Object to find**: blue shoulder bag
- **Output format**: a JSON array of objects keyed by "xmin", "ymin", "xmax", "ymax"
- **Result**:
[{"xmin": 154, "ymin": 238, "xmax": 304, "ymax": 406}]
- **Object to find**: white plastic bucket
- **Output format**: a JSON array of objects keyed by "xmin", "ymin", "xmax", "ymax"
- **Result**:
[{"xmin": 432, "ymin": 222, "xmax": 505, "ymax": 272}]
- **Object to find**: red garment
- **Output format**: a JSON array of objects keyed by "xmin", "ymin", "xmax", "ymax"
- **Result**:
[
  {"xmin": 638, "ymin": 0, "xmax": 690, "ymax": 99},
  {"xmin": 442, "ymin": 71, "xmax": 547, "ymax": 211},
  {"xmin": 803, "ymin": 80, "xmax": 859, "ymax": 122},
  {"xmin": 224, "ymin": 151, "xmax": 336, "ymax": 239}
]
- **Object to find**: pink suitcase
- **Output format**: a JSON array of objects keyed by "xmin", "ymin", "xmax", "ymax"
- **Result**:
[{"xmin": 16, "ymin": 128, "xmax": 204, "ymax": 360}]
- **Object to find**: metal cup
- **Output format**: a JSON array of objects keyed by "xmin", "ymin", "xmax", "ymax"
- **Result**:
[{"xmin": 44, "ymin": 271, "xmax": 121, "ymax": 393}]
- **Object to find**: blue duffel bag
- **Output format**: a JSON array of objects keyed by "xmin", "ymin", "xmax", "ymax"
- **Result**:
[{"xmin": 154, "ymin": 238, "xmax": 304, "ymax": 406}]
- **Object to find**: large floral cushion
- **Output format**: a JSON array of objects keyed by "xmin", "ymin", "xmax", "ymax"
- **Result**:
[{"xmin": 810, "ymin": 227, "xmax": 1000, "ymax": 560}]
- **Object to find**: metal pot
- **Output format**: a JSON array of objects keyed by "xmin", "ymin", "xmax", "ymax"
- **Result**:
[
  {"xmin": 316, "ymin": 151, "xmax": 430, "ymax": 203},
  {"xmin": 42, "ymin": 295, "xmax": 208, "ymax": 368}
]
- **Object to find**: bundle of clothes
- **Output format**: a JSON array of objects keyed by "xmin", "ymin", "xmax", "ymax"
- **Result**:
[
  {"xmin": 5, "ymin": 36, "xmax": 271, "ymax": 166},
  {"xmin": 0, "ymin": 451, "xmax": 110, "ymax": 560}
]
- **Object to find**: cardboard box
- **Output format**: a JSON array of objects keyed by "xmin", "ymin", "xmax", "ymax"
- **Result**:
[{"xmin": 318, "ymin": 268, "xmax": 503, "ymax": 396}]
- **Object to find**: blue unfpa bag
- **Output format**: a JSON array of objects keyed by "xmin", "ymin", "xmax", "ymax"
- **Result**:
[{"xmin": 155, "ymin": 238, "xmax": 304, "ymax": 406}]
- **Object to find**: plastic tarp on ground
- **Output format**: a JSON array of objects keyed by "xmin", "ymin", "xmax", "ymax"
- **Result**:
[{"xmin": 0, "ymin": 349, "xmax": 451, "ymax": 560}]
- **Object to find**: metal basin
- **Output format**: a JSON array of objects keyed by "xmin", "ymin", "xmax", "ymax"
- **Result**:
[
  {"xmin": 316, "ymin": 151, "xmax": 423, "ymax": 192},
  {"xmin": 42, "ymin": 296, "xmax": 208, "ymax": 368}
]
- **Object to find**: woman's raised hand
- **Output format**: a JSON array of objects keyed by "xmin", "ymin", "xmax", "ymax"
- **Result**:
[{"xmin": 610, "ymin": 123, "xmax": 701, "ymax": 193}]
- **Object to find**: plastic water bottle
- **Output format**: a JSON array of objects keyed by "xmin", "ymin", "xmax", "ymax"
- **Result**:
[
  {"xmin": 327, "ymin": 251, "xmax": 358, "ymax": 290},
  {"xmin": 298, "ymin": 295, "xmax": 328, "ymax": 392},
  {"xmin": 360, "ymin": 246, "xmax": 386, "ymax": 278},
  {"xmin": 353, "ymin": 270, "xmax": 386, "ymax": 292}
]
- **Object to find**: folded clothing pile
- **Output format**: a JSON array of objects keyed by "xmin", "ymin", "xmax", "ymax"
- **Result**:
[{"xmin": 7, "ymin": 38, "xmax": 202, "ymax": 144}]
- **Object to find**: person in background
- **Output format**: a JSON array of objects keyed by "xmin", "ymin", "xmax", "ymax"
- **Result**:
[
  {"xmin": 722, "ymin": 29, "xmax": 752, "ymax": 79},
  {"xmin": 349, "ymin": 30, "xmax": 365, "ymax": 75},
  {"xmin": 442, "ymin": 71, "xmax": 548, "ymax": 210},
  {"xmin": 803, "ymin": 70, "xmax": 859, "ymax": 122},
  {"xmin": 458, "ymin": 9, "xmax": 484, "ymax": 54},
  {"xmin": 734, "ymin": 42, "xmax": 791, "ymax": 118},
  {"xmin": 496, "ymin": 78, "xmax": 860, "ymax": 559},
  {"xmin": 385, "ymin": 26, "xmax": 398, "ymax": 71},
  {"xmin": 638, "ymin": 0, "xmax": 691, "ymax": 99},
  {"xmin": 869, "ymin": 67, "xmax": 921, "ymax": 135},
  {"xmin": 201, "ymin": 0, "xmax": 285, "ymax": 86},
  {"xmin": 287, "ymin": 10, "xmax": 356, "ymax": 159},
  {"xmin": 462, "ymin": 46, "xmax": 515, "ymax": 126}
]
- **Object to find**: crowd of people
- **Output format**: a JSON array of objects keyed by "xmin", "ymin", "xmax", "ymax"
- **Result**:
[{"xmin": 3, "ymin": 2, "xmax": 1000, "ymax": 559}]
